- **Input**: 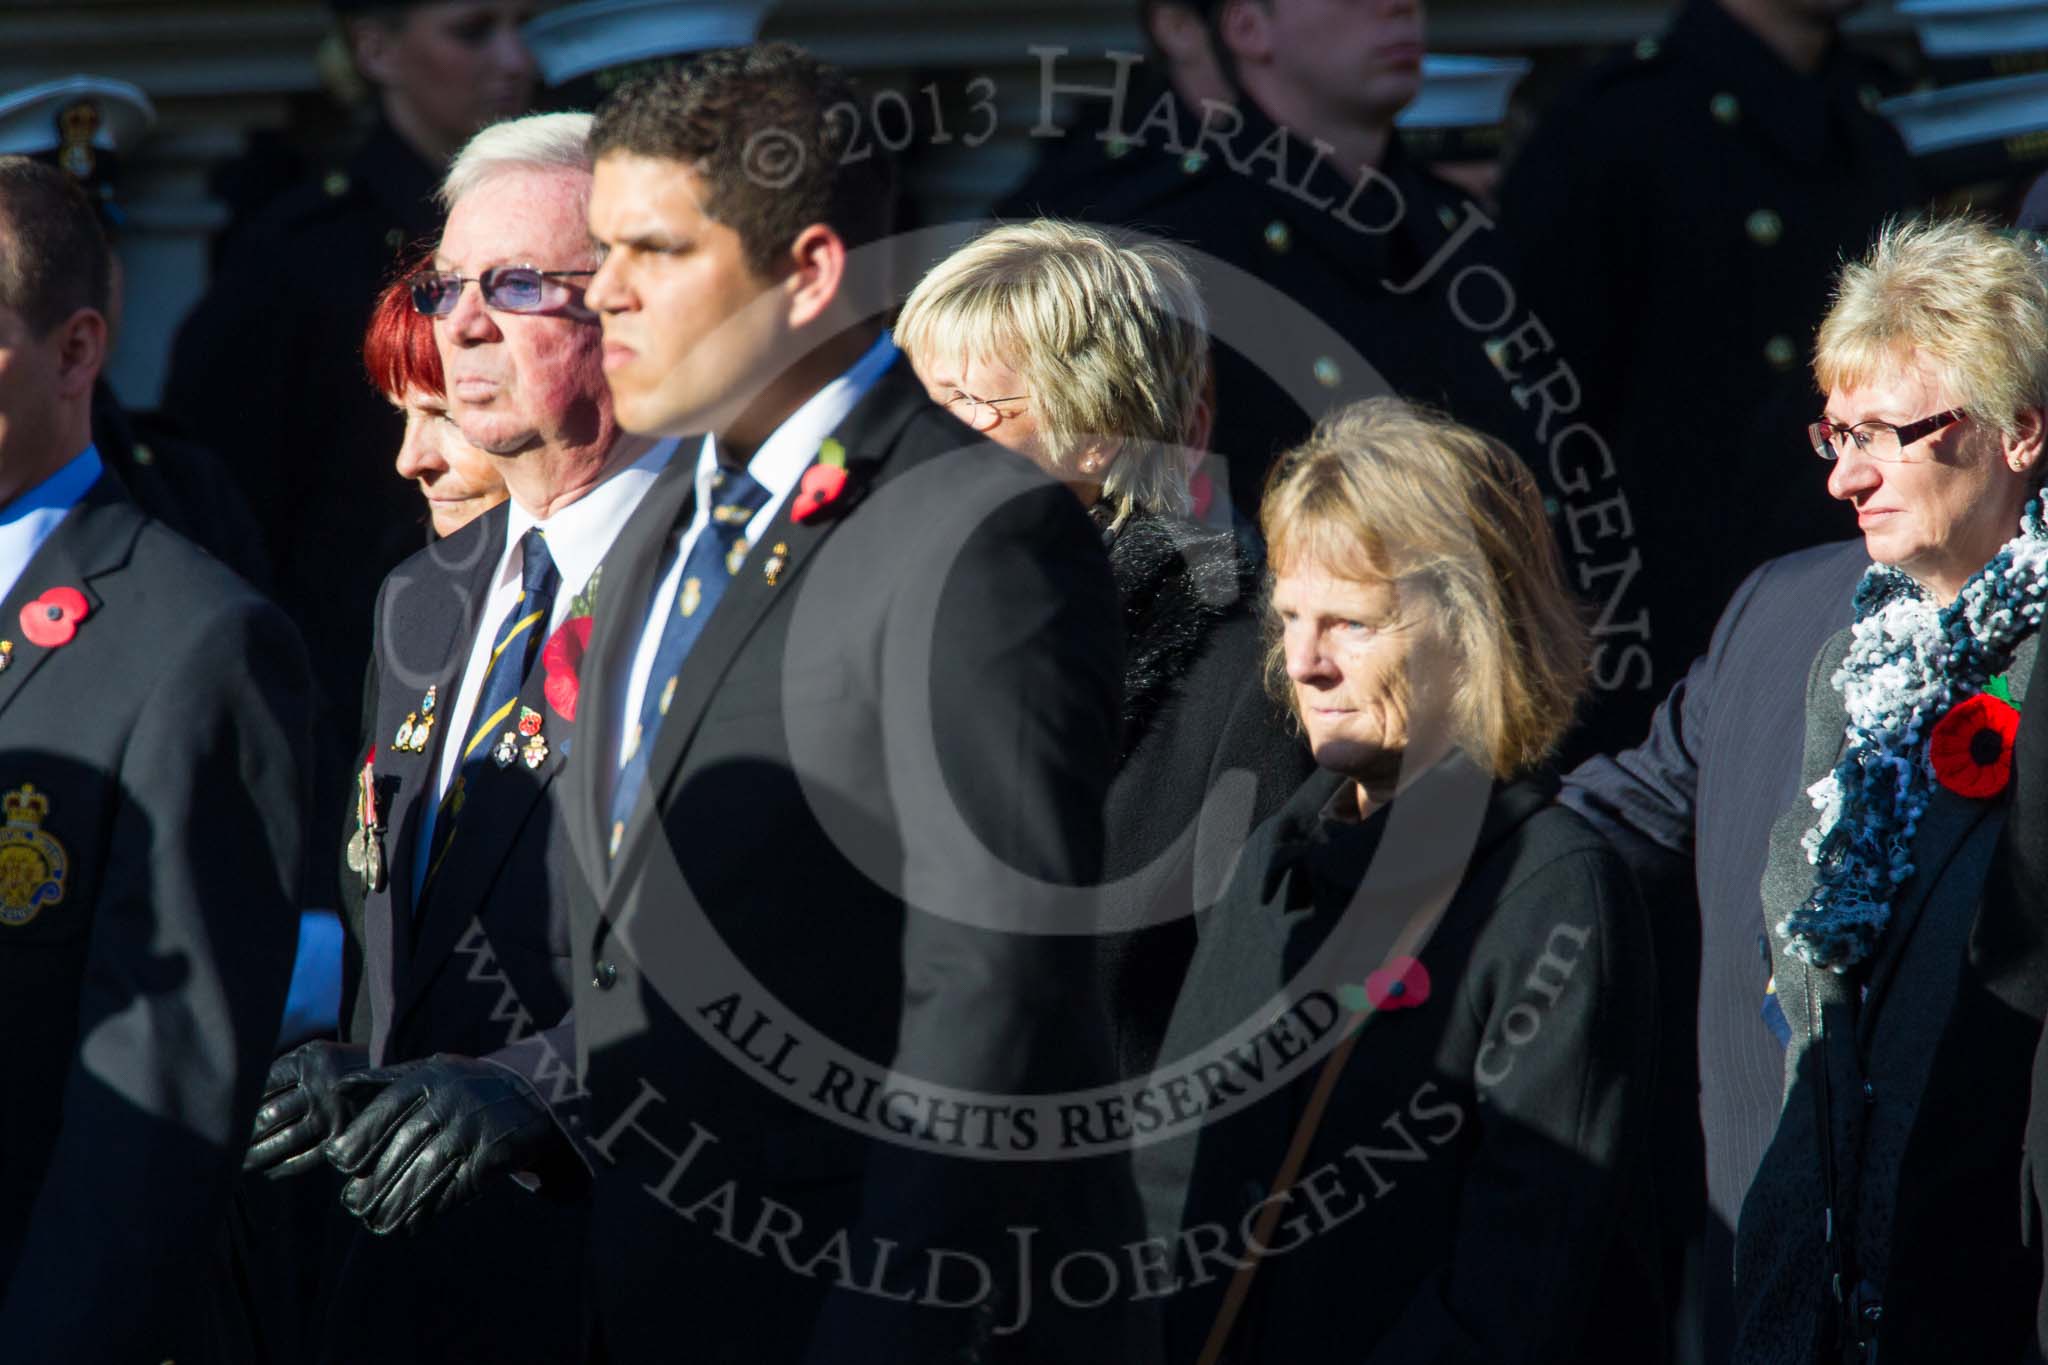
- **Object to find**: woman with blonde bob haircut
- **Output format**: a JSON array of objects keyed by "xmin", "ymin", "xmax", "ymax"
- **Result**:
[
  {"xmin": 1151, "ymin": 396, "xmax": 1664, "ymax": 1365},
  {"xmin": 899, "ymin": 218, "xmax": 1210, "ymax": 524},
  {"xmin": 901, "ymin": 220, "xmax": 1311, "ymax": 1081},
  {"xmin": 1734, "ymin": 216, "xmax": 2048, "ymax": 1362}
]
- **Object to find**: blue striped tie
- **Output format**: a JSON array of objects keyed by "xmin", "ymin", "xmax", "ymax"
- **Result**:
[
  {"xmin": 608, "ymin": 466, "xmax": 771, "ymax": 856},
  {"xmin": 424, "ymin": 527, "xmax": 559, "ymax": 889}
]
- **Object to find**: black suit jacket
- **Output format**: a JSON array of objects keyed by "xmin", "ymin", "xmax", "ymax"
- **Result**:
[
  {"xmin": 0, "ymin": 475, "xmax": 312, "ymax": 1361},
  {"xmin": 343, "ymin": 502, "xmax": 581, "ymax": 1092},
  {"xmin": 551, "ymin": 357, "xmax": 1143, "ymax": 1363},
  {"xmin": 1560, "ymin": 537, "xmax": 1867, "ymax": 1361},
  {"xmin": 320, "ymin": 500, "xmax": 590, "ymax": 1365}
]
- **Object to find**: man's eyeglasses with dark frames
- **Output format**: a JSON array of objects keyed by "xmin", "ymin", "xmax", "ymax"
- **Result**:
[
  {"xmin": 409, "ymin": 266, "xmax": 597, "ymax": 317},
  {"xmin": 1807, "ymin": 408, "xmax": 1968, "ymax": 463}
]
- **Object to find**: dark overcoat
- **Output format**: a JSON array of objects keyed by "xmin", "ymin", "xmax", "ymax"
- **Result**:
[{"xmin": 1149, "ymin": 762, "xmax": 1665, "ymax": 1364}]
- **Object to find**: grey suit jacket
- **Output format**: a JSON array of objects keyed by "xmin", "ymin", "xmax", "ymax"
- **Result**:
[{"xmin": 1733, "ymin": 628, "xmax": 2036, "ymax": 1361}]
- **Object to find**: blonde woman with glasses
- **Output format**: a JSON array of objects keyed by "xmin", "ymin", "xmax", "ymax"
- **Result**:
[
  {"xmin": 900, "ymin": 220, "xmax": 1314, "ymax": 1082},
  {"xmin": 1731, "ymin": 217, "xmax": 2048, "ymax": 1362}
]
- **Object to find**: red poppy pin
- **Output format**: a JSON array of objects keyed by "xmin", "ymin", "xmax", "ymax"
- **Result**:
[
  {"xmin": 541, "ymin": 615, "xmax": 592, "ymax": 723},
  {"xmin": 20, "ymin": 586, "xmax": 88, "ymax": 648},
  {"xmin": 1335, "ymin": 955, "xmax": 1432, "ymax": 1021},
  {"xmin": 790, "ymin": 437, "xmax": 850, "ymax": 525},
  {"xmin": 1931, "ymin": 676, "xmax": 2023, "ymax": 799}
]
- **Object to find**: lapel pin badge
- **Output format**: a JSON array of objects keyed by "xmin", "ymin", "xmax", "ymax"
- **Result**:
[
  {"xmin": 395, "ymin": 686, "xmax": 437, "ymax": 753},
  {"xmin": 492, "ymin": 731, "xmax": 520, "ymax": 769},
  {"xmin": 763, "ymin": 542, "xmax": 790, "ymax": 586}
]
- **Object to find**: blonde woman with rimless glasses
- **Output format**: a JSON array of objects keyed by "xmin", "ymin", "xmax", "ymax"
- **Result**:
[{"xmin": 899, "ymin": 220, "xmax": 1315, "ymax": 1083}]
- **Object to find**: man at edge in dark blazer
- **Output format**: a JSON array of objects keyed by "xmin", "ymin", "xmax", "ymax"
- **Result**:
[
  {"xmin": 0, "ymin": 157, "xmax": 313, "ymax": 1361},
  {"xmin": 1560, "ymin": 535, "xmax": 1867, "ymax": 1364},
  {"xmin": 318, "ymin": 45, "xmax": 1146, "ymax": 1363},
  {"xmin": 240, "ymin": 111, "xmax": 670, "ymax": 1363}
]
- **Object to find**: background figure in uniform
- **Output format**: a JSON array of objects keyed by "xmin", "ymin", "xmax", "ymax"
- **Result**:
[
  {"xmin": 0, "ymin": 157, "xmax": 313, "ymax": 1363},
  {"xmin": 244, "ymin": 112, "xmax": 662, "ymax": 1365},
  {"xmin": 1499, "ymin": 0, "xmax": 1919, "ymax": 747},
  {"xmin": 999, "ymin": 0, "xmax": 1545, "ymax": 547},
  {"xmin": 320, "ymin": 45, "xmax": 1149, "ymax": 1362},
  {"xmin": 0, "ymin": 74, "xmax": 268, "ymax": 589},
  {"xmin": 523, "ymin": 0, "xmax": 770, "ymax": 111},
  {"xmin": 162, "ymin": 0, "xmax": 538, "ymax": 860},
  {"xmin": 994, "ymin": 0, "xmax": 1230, "ymax": 226}
]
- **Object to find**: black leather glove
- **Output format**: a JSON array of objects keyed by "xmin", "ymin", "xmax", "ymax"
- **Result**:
[
  {"xmin": 322, "ymin": 1053, "xmax": 584, "ymax": 1236},
  {"xmin": 244, "ymin": 1040, "xmax": 401, "ymax": 1178}
]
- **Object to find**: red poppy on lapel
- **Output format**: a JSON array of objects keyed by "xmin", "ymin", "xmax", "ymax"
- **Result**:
[
  {"xmin": 1931, "ymin": 689, "xmax": 2021, "ymax": 799},
  {"xmin": 1364, "ymin": 956, "xmax": 1431, "ymax": 1011},
  {"xmin": 791, "ymin": 436, "xmax": 852, "ymax": 525},
  {"xmin": 791, "ymin": 464, "xmax": 849, "ymax": 524},
  {"xmin": 20, "ymin": 586, "xmax": 88, "ymax": 648},
  {"xmin": 542, "ymin": 615, "xmax": 593, "ymax": 722}
]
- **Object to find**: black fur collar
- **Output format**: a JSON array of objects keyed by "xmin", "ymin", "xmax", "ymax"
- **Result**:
[{"xmin": 1098, "ymin": 507, "xmax": 1262, "ymax": 760}]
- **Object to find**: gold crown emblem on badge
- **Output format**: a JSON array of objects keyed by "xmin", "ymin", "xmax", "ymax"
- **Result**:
[
  {"xmin": 0, "ymin": 782, "xmax": 65, "ymax": 927},
  {"xmin": 56, "ymin": 101, "xmax": 99, "ymax": 180},
  {"xmin": 3, "ymin": 784, "xmax": 50, "ymax": 824},
  {"xmin": 58, "ymin": 100, "xmax": 99, "ymax": 142}
]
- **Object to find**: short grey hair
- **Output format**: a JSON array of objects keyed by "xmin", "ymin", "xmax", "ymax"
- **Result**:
[{"xmin": 438, "ymin": 111, "xmax": 596, "ymax": 211}]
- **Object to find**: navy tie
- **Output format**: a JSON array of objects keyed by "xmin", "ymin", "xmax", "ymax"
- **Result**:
[
  {"xmin": 422, "ymin": 527, "xmax": 559, "ymax": 891},
  {"xmin": 608, "ymin": 466, "xmax": 771, "ymax": 856}
]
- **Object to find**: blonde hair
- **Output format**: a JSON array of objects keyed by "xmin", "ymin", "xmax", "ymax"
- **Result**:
[
  {"xmin": 897, "ymin": 219, "xmax": 1210, "ymax": 525},
  {"xmin": 1259, "ymin": 398, "xmax": 1589, "ymax": 779},
  {"xmin": 1816, "ymin": 216, "xmax": 2048, "ymax": 440}
]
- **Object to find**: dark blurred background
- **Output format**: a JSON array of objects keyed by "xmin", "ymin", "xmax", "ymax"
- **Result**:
[{"xmin": 13, "ymin": 0, "xmax": 2039, "ymax": 413}]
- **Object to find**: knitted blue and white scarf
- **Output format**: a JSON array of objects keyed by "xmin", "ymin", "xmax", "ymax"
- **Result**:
[{"xmin": 1785, "ymin": 497, "xmax": 2048, "ymax": 971}]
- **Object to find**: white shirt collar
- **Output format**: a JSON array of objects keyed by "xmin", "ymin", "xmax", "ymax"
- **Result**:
[
  {"xmin": 694, "ymin": 331, "xmax": 900, "ymax": 506},
  {"xmin": 0, "ymin": 444, "xmax": 102, "ymax": 604},
  {"xmin": 503, "ymin": 436, "xmax": 678, "ymax": 592}
]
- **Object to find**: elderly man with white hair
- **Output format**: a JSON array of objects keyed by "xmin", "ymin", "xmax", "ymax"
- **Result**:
[{"xmin": 242, "ymin": 110, "xmax": 671, "ymax": 1365}]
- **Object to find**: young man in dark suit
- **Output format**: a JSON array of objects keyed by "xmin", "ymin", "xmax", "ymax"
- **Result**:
[
  {"xmin": 241, "ymin": 111, "xmax": 669, "ymax": 1363},
  {"xmin": 321, "ymin": 44, "xmax": 1147, "ymax": 1362},
  {"xmin": 0, "ymin": 157, "xmax": 314, "ymax": 1361}
]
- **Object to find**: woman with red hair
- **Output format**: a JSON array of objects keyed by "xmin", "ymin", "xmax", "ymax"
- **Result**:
[{"xmin": 362, "ymin": 269, "xmax": 505, "ymax": 538}]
